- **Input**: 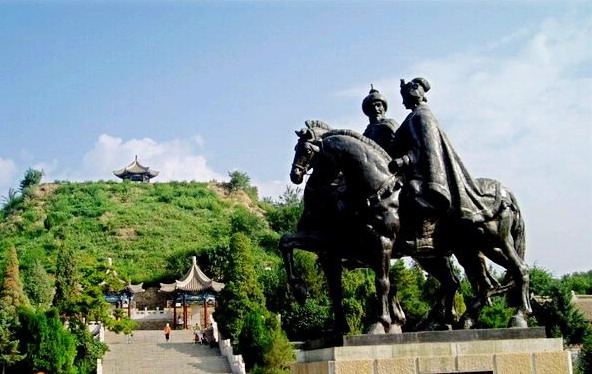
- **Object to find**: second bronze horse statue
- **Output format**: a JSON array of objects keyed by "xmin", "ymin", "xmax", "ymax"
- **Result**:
[{"xmin": 279, "ymin": 120, "xmax": 531, "ymax": 335}]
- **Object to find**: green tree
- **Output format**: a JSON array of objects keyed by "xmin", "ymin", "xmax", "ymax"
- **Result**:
[
  {"xmin": 390, "ymin": 260, "xmax": 430, "ymax": 330},
  {"xmin": 19, "ymin": 168, "xmax": 43, "ymax": 196},
  {"xmin": 24, "ymin": 259, "xmax": 54, "ymax": 309},
  {"xmin": 238, "ymin": 311, "xmax": 268, "ymax": 371},
  {"xmin": 16, "ymin": 308, "xmax": 76, "ymax": 374},
  {"xmin": 0, "ymin": 188, "xmax": 23, "ymax": 217},
  {"xmin": 0, "ymin": 247, "xmax": 30, "ymax": 312},
  {"xmin": 282, "ymin": 299, "xmax": 331, "ymax": 341},
  {"xmin": 529, "ymin": 266, "xmax": 559, "ymax": 296},
  {"xmin": 562, "ymin": 271, "xmax": 592, "ymax": 294},
  {"xmin": 264, "ymin": 186, "xmax": 303, "ymax": 234},
  {"xmin": 214, "ymin": 233, "xmax": 266, "ymax": 342},
  {"xmin": 230, "ymin": 206, "xmax": 266, "ymax": 238},
  {"xmin": 577, "ymin": 331, "xmax": 592, "ymax": 374},
  {"xmin": 476, "ymin": 296, "xmax": 513, "ymax": 328},
  {"xmin": 226, "ymin": 171, "xmax": 251, "ymax": 192},
  {"xmin": 532, "ymin": 284, "xmax": 588, "ymax": 346},
  {"xmin": 53, "ymin": 245, "xmax": 79, "ymax": 316},
  {"xmin": 69, "ymin": 319, "xmax": 108, "ymax": 374},
  {"xmin": 0, "ymin": 308, "xmax": 24, "ymax": 374},
  {"xmin": 252, "ymin": 314, "xmax": 294, "ymax": 374},
  {"xmin": 342, "ymin": 268, "xmax": 376, "ymax": 334}
]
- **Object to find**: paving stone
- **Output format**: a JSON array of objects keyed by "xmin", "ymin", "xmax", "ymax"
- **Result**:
[{"xmin": 102, "ymin": 330, "xmax": 231, "ymax": 374}]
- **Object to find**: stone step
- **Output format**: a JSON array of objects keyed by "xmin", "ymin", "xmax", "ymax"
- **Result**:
[{"xmin": 103, "ymin": 330, "xmax": 231, "ymax": 374}]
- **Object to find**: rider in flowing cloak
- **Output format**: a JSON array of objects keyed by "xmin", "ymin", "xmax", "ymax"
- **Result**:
[{"xmin": 384, "ymin": 78, "xmax": 504, "ymax": 254}]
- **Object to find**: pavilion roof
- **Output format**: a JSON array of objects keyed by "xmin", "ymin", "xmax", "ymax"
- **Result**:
[
  {"xmin": 113, "ymin": 156, "xmax": 159, "ymax": 178},
  {"xmin": 159, "ymin": 256, "xmax": 224, "ymax": 293}
]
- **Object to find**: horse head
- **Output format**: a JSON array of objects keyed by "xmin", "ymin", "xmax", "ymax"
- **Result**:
[{"xmin": 290, "ymin": 120, "xmax": 331, "ymax": 184}]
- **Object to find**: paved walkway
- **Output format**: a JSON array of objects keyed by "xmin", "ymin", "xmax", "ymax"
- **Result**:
[{"xmin": 102, "ymin": 330, "xmax": 231, "ymax": 374}]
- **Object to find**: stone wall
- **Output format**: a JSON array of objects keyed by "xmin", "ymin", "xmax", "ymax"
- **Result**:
[
  {"xmin": 293, "ymin": 329, "xmax": 573, "ymax": 374},
  {"xmin": 134, "ymin": 286, "xmax": 169, "ymax": 309}
]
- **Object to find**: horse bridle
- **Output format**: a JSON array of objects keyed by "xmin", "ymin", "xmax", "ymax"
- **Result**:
[{"xmin": 292, "ymin": 135, "xmax": 322, "ymax": 176}]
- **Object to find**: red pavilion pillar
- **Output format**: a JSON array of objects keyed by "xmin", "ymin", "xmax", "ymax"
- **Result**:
[
  {"xmin": 173, "ymin": 293, "xmax": 177, "ymax": 328},
  {"xmin": 183, "ymin": 294, "xmax": 188, "ymax": 330}
]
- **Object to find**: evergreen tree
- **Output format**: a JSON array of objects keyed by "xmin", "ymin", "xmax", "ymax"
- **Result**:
[
  {"xmin": 53, "ymin": 244, "xmax": 79, "ymax": 316},
  {"xmin": 0, "ymin": 247, "xmax": 30, "ymax": 312},
  {"xmin": 238, "ymin": 311, "xmax": 268, "ymax": 371},
  {"xmin": 577, "ymin": 331, "xmax": 592, "ymax": 374},
  {"xmin": 562, "ymin": 271, "xmax": 592, "ymax": 294},
  {"xmin": 529, "ymin": 266, "xmax": 559, "ymax": 296},
  {"xmin": 214, "ymin": 233, "xmax": 266, "ymax": 342},
  {"xmin": 15, "ymin": 308, "xmax": 76, "ymax": 374},
  {"xmin": 24, "ymin": 260, "xmax": 54, "ymax": 309},
  {"xmin": 533, "ymin": 284, "xmax": 588, "ymax": 346},
  {"xmin": 0, "ymin": 308, "xmax": 24, "ymax": 374},
  {"xmin": 389, "ymin": 260, "xmax": 430, "ymax": 329},
  {"xmin": 252, "ymin": 313, "xmax": 294, "ymax": 374},
  {"xmin": 19, "ymin": 168, "xmax": 43, "ymax": 196},
  {"xmin": 69, "ymin": 319, "xmax": 108, "ymax": 374},
  {"xmin": 215, "ymin": 233, "xmax": 293, "ymax": 372},
  {"xmin": 476, "ymin": 296, "xmax": 513, "ymax": 328},
  {"xmin": 226, "ymin": 171, "xmax": 251, "ymax": 192}
]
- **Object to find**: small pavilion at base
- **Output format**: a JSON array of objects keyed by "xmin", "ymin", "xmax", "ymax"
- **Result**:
[
  {"xmin": 102, "ymin": 258, "xmax": 145, "ymax": 317},
  {"xmin": 159, "ymin": 256, "xmax": 224, "ymax": 329}
]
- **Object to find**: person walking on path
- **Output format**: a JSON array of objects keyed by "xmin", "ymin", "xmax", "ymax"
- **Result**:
[{"xmin": 163, "ymin": 322, "xmax": 172, "ymax": 342}]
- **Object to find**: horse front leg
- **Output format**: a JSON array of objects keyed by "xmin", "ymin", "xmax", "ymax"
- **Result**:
[
  {"xmin": 388, "ymin": 271, "xmax": 405, "ymax": 334},
  {"xmin": 279, "ymin": 233, "xmax": 311, "ymax": 304},
  {"xmin": 415, "ymin": 256, "xmax": 460, "ymax": 330},
  {"xmin": 367, "ymin": 233, "xmax": 395, "ymax": 334}
]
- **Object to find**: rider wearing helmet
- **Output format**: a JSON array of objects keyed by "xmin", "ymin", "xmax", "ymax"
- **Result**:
[
  {"xmin": 389, "ymin": 78, "xmax": 502, "ymax": 253},
  {"xmin": 362, "ymin": 86, "xmax": 400, "ymax": 158}
]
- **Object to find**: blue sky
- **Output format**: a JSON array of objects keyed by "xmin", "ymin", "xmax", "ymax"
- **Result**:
[{"xmin": 1, "ymin": 1, "xmax": 590, "ymax": 276}]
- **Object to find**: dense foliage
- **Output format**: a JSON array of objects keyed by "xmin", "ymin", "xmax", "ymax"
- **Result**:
[{"xmin": 1, "ymin": 171, "xmax": 591, "ymax": 372}]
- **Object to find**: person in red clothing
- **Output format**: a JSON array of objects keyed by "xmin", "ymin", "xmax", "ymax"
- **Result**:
[{"xmin": 163, "ymin": 322, "xmax": 172, "ymax": 342}]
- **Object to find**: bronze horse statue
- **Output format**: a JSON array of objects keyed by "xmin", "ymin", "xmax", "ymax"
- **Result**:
[{"xmin": 279, "ymin": 120, "xmax": 531, "ymax": 335}]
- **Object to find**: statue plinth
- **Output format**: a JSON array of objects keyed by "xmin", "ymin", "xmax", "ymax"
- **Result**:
[{"xmin": 292, "ymin": 328, "xmax": 573, "ymax": 374}]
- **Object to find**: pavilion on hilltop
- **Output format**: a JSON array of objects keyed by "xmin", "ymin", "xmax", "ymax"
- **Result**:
[
  {"xmin": 159, "ymin": 256, "xmax": 224, "ymax": 329},
  {"xmin": 113, "ymin": 156, "xmax": 159, "ymax": 182}
]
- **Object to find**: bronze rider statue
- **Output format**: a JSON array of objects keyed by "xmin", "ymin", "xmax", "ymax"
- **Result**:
[
  {"xmin": 386, "ymin": 78, "xmax": 502, "ymax": 254},
  {"xmin": 362, "ymin": 85, "xmax": 400, "ymax": 158}
]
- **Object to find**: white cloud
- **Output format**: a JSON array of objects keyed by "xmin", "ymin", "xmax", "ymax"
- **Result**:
[
  {"xmin": 340, "ymin": 14, "xmax": 592, "ymax": 274},
  {"xmin": 0, "ymin": 157, "xmax": 17, "ymax": 197},
  {"xmin": 42, "ymin": 134, "xmax": 226, "ymax": 183},
  {"xmin": 409, "ymin": 15, "xmax": 592, "ymax": 275}
]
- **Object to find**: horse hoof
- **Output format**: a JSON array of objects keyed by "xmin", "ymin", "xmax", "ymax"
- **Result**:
[
  {"xmin": 387, "ymin": 324, "xmax": 403, "ymax": 334},
  {"xmin": 366, "ymin": 323, "xmax": 387, "ymax": 335},
  {"xmin": 458, "ymin": 316, "xmax": 476, "ymax": 330},
  {"xmin": 509, "ymin": 312, "xmax": 528, "ymax": 328}
]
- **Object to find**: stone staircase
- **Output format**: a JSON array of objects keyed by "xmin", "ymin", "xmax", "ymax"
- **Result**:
[{"xmin": 102, "ymin": 330, "xmax": 232, "ymax": 374}]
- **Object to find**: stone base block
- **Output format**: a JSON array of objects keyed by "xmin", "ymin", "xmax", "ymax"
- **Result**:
[{"xmin": 292, "ymin": 329, "xmax": 572, "ymax": 374}]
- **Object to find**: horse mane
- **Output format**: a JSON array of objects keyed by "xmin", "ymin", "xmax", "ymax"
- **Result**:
[
  {"xmin": 322, "ymin": 129, "xmax": 392, "ymax": 161},
  {"xmin": 305, "ymin": 120, "xmax": 333, "ymax": 131}
]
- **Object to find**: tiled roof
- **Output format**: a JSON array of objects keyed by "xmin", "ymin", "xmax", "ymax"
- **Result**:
[
  {"xmin": 159, "ymin": 256, "xmax": 224, "ymax": 294},
  {"xmin": 113, "ymin": 156, "xmax": 159, "ymax": 178}
]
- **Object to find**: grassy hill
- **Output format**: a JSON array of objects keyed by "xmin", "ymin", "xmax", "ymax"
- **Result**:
[{"xmin": 0, "ymin": 180, "xmax": 282, "ymax": 285}]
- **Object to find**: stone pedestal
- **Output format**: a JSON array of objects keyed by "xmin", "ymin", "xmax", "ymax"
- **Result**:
[{"xmin": 292, "ymin": 328, "xmax": 572, "ymax": 374}]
